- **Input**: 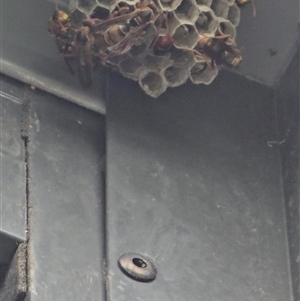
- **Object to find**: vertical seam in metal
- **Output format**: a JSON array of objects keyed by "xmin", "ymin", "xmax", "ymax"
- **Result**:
[
  {"xmin": 272, "ymin": 89, "xmax": 294, "ymax": 301},
  {"xmin": 103, "ymin": 69, "xmax": 109, "ymax": 301},
  {"xmin": 21, "ymin": 90, "xmax": 31, "ymax": 299},
  {"xmin": 102, "ymin": 165, "xmax": 109, "ymax": 301}
]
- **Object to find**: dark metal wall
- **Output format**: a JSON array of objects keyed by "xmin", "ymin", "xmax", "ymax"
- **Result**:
[
  {"xmin": 105, "ymin": 69, "xmax": 293, "ymax": 301},
  {"xmin": 25, "ymin": 88, "xmax": 106, "ymax": 301},
  {"xmin": 0, "ymin": 75, "xmax": 106, "ymax": 301},
  {"xmin": 0, "ymin": 77, "xmax": 27, "ymax": 277},
  {"xmin": 0, "ymin": 52, "xmax": 299, "ymax": 300}
]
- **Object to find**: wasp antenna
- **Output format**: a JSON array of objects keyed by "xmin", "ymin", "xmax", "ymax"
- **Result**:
[
  {"xmin": 252, "ymin": 0, "xmax": 257, "ymax": 17},
  {"xmin": 193, "ymin": 50, "xmax": 210, "ymax": 66},
  {"xmin": 215, "ymin": 26, "xmax": 232, "ymax": 39},
  {"xmin": 139, "ymin": 0, "xmax": 152, "ymax": 7},
  {"xmin": 217, "ymin": 26, "xmax": 225, "ymax": 36},
  {"xmin": 163, "ymin": 11, "xmax": 170, "ymax": 33}
]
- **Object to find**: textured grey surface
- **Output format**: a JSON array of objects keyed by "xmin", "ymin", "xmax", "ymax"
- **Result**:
[
  {"xmin": 0, "ymin": 0, "xmax": 298, "ymax": 111},
  {"xmin": 26, "ymin": 91, "xmax": 106, "ymax": 300},
  {"xmin": 106, "ymin": 71, "xmax": 292, "ymax": 301},
  {"xmin": 0, "ymin": 79, "xmax": 26, "ymax": 265}
]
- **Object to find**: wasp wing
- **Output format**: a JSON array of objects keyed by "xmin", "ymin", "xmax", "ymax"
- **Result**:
[
  {"xmin": 104, "ymin": 23, "xmax": 149, "ymax": 60},
  {"xmin": 76, "ymin": 48, "xmax": 93, "ymax": 88},
  {"xmin": 91, "ymin": 10, "xmax": 141, "ymax": 33}
]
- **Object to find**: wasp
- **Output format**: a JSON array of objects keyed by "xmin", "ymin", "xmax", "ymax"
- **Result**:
[
  {"xmin": 48, "ymin": 0, "xmax": 161, "ymax": 85},
  {"xmin": 235, "ymin": 0, "xmax": 256, "ymax": 17},
  {"xmin": 194, "ymin": 27, "xmax": 242, "ymax": 69},
  {"xmin": 150, "ymin": 12, "xmax": 175, "ymax": 54},
  {"xmin": 70, "ymin": 25, "xmax": 95, "ymax": 87},
  {"xmin": 47, "ymin": 1, "xmax": 73, "ymax": 48},
  {"xmin": 89, "ymin": 1, "xmax": 157, "ymax": 34},
  {"xmin": 104, "ymin": 7, "xmax": 155, "ymax": 45},
  {"xmin": 47, "ymin": 9, "xmax": 69, "ymax": 36},
  {"xmin": 90, "ymin": 4, "xmax": 158, "ymax": 61},
  {"xmin": 48, "ymin": 0, "xmax": 97, "ymax": 87},
  {"xmin": 47, "ymin": 8, "xmax": 77, "ymax": 75}
]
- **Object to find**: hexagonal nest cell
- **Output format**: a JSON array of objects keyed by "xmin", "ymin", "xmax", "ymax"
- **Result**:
[
  {"xmin": 189, "ymin": 62, "xmax": 218, "ymax": 84},
  {"xmin": 164, "ymin": 65, "xmax": 189, "ymax": 87},
  {"xmin": 78, "ymin": 0, "xmax": 97, "ymax": 12},
  {"xmin": 195, "ymin": 0, "xmax": 212, "ymax": 6},
  {"xmin": 139, "ymin": 71, "xmax": 167, "ymax": 97},
  {"xmin": 48, "ymin": 0, "xmax": 245, "ymax": 97},
  {"xmin": 97, "ymin": 0, "xmax": 116, "ymax": 9},
  {"xmin": 92, "ymin": 5, "xmax": 111, "ymax": 19},
  {"xmin": 158, "ymin": 0, "xmax": 182, "ymax": 12},
  {"xmin": 195, "ymin": 10, "xmax": 219, "ymax": 35},
  {"xmin": 211, "ymin": 0, "xmax": 229, "ymax": 18},
  {"xmin": 119, "ymin": 56, "xmax": 144, "ymax": 79},
  {"xmin": 172, "ymin": 24, "xmax": 199, "ymax": 49},
  {"xmin": 227, "ymin": 3, "xmax": 241, "ymax": 27},
  {"xmin": 174, "ymin": 0, "xmax": 200, "ymax": 24}
]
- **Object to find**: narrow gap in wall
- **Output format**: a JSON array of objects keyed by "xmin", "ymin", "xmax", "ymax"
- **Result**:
[
  {"xmin": 101, "ymin": 164, "xmax": 108, "ymax": 301},
  {"xmin": 102, "ymin": 70, "xmax": 109, "ymax": 301},
  {"xmin": 20, "ymin": 89, "xmax": 32, "ymax": 298},
  {"xmin": 273, "ymin": 90, "xmax": 295, "ymax": 301},
  {"xmin": 101, "ymin": 133, "xmax": 108, "ymax": 301},
  {"xmin": 273, "ymin": 52, "xmax": 300, "ymax": 300},
  {"xmin": 279, "ymin": 52, "xmax": 300, "ymax": 301}
]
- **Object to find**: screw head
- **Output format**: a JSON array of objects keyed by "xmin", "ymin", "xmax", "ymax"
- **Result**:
[{"xmin": 118, "ymin": 253, "xmax": 157, "ymax": 282}]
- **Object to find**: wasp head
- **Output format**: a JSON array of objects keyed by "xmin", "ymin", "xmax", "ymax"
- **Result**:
[
  {"xmin": 198, "ymin": 31, "xmax": 242, "ymax": 69},
  {"xmin": 52, "ymin": 9, "xmax": 69, "ymax": 24}
]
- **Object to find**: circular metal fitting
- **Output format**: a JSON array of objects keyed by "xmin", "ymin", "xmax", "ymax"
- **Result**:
[{"xmin": 118, "ymin": 253, "xmax": 157, "ymax": 282}]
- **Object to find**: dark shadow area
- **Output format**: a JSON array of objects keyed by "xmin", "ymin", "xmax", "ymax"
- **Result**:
[{"xmin": 0, "ymin": 265, "xmax": 9, "ymax": 288}]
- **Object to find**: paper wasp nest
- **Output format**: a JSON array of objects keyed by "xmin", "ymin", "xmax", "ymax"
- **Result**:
[{"xmin": 49, "ymin": 0, "xmax": 243, "ymax": 97}]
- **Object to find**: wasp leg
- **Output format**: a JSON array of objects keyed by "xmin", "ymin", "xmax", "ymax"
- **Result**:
[
  {"xmin": 64, "ymin": 57, "xmax": 75, "ymax": 75},
  {"xmin": 105, "ymin": 22, "xmax": 149, "ymax": 59},
  {"xmin": 77, "ymin": 51, "xmax": 93, "ymax": 88},
  {"xmin": 193, "ymin": 49, "xmax": 212, "ymax": 67}
]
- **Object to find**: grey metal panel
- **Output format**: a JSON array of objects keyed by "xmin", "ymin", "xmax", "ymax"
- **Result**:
[
  {"xmin": 0, "ymin": 81, "xmax": 26, "ymax": 264},
  {"xmin": 106, "ymin": 71, "xmax": 292, "ymax": 301},
  {"xmin": 0, "ymin": 0, "xmax": 298, "ymax": 113},
  {"xmin": 0, "ymin": 0, "xmax": 106, "ymax": 114},
  {"xmin": 26, "ymin": 91, "xmax": 106, "ymax": 300},
  {"xmin": 235, "ymin": 0, "xmax": 299, "ymax": 86}
]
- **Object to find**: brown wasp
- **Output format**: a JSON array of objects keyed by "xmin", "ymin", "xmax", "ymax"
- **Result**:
[
  {"xmin": 71, "ymin": 25, "xmax": 95, "ymax": 87},
  {"xmin": 193, "ymin": 27, "xmax": 242, "ymax": 69},
  {"xmin": 86, "ymin": 2, "xmax": 159, "ymax": 62},
  {"xmin": 47, "ymin": 9, "xmax": 69, "ymax": 36},
  {"xmin": 235, "ymin": 0, "xmax": 256, "ymax": 17},
  {"xmin": 117, "ymin": 10, "xmax": 175, "ymax": 56},
  {"xmin": 49, "ymin": 0, "xmax": 162, "ymax": 85},
  {"xmin": 49, "ymin": 0, "xmax": 162, "ymax": 76},
  {"xmin": 47, "ymin": 5, "xmax": 75, "ymax": 75},
  {"xmin": 47, "ymin": 1, "xmax": 95, "ymax": 87},
  {"xmin": 48, "ymin": 11, "xmax": 95, "ymax": 87},
  {"xmin": 150, "ymin": 12, "xmax": 175, "ymax": 55}
]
